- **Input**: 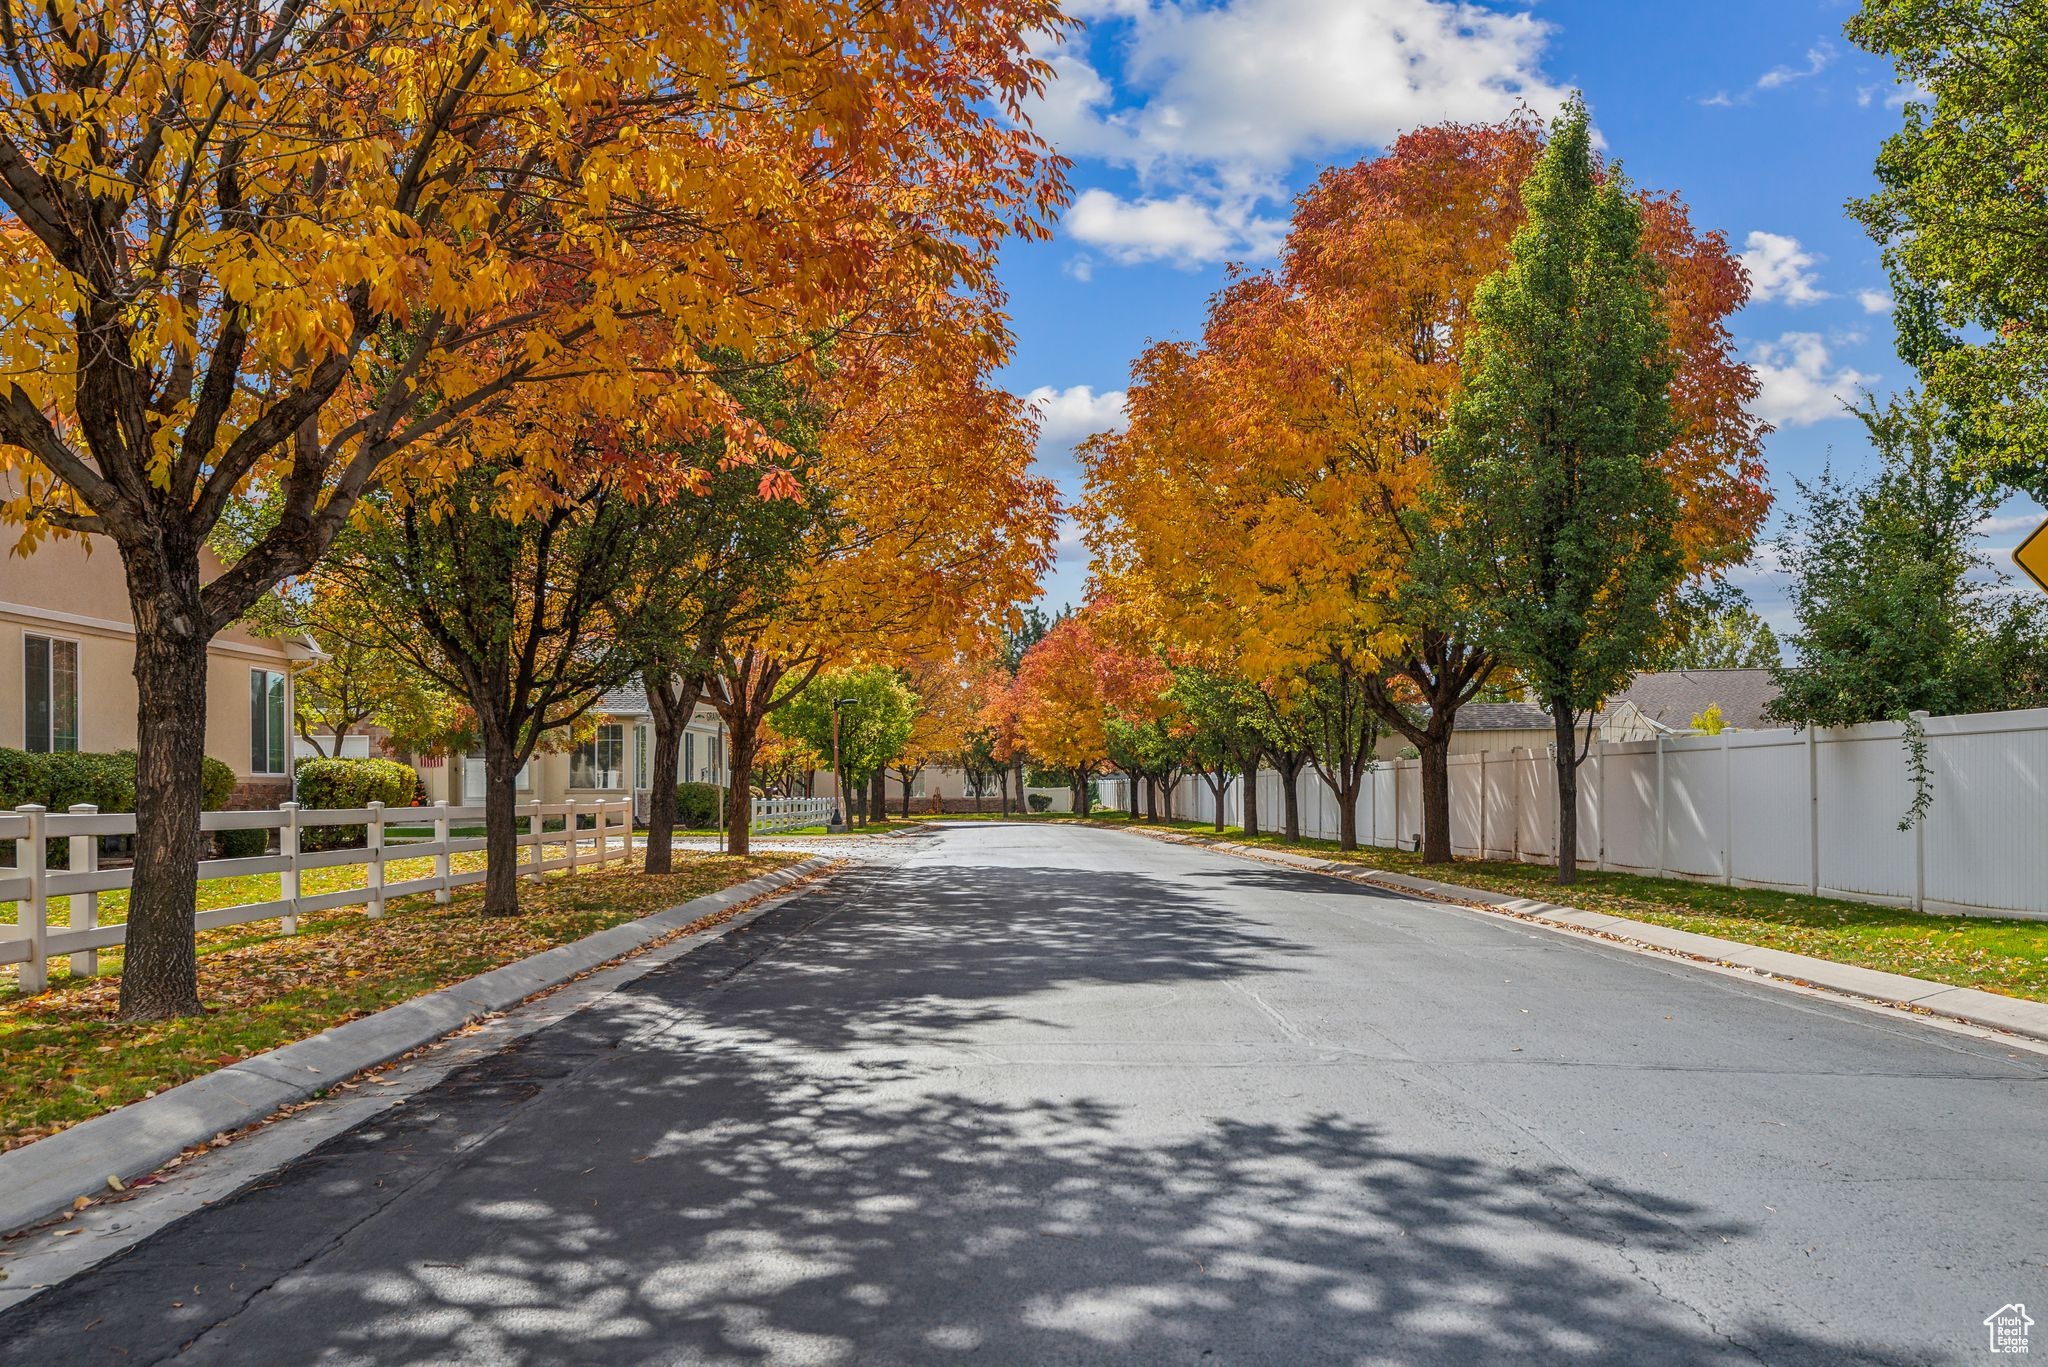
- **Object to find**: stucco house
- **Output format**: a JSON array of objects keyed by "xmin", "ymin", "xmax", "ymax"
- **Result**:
[
  {"xmin": 409, "ymin": 681, "xmax": 730, "ymax": 817},
  {"xmin": 1, "ymin": 516, "xmax": 324, "ymax": 808}
]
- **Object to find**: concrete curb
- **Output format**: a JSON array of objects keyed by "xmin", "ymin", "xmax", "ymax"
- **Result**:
[
  {"xmin": 0, "ymin": 856, "xmax": 834, "ymax": 1237},
  {"xmin": 1115, "ymin": 826, "xmax": 2048, "ymax": 1047}
]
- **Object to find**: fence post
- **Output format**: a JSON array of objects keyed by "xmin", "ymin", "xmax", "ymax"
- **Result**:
[
  {"xmin": 1654, "ymin": 735, "xmax": 1667, "ymax": 879},
  {"xmin": 67, "ymin": 804, "xmax": 99, "ymax": 978},
  {"xmin": 1476, "ymin": 751, "xmax": 1487, "ymax": 860},
  {"xmin": 1595, "ymin": 741, "xmax": 1608, "ymax": 873},
  {"xmin": 365, "ymin": 801, "xmax": 386, "ymax": 919},
  {"xmin": 1911, "ymin": 710, "xmax": 1929, "ymax": 913},
  {"xmin": 15, "ymin": 805, "xmax": 47, "ymax": 993},
  {"xmin": 433, "ymin": 800, "xmax": 452, "ymax": 904},
  {"xmin": 565, "ymin": 798, "xmax": 580, "ymax": 874},
  {"xmin": 1721, "ymin": 732, "xmax": 1736, "ymax": 887},
  {"xmin": 1806, "ymin": 726, "xmax": 1821, "ymax": 897},
  {"xmin": 280, "ymin": 802, "xmax": 300, "ymax": 935},
  {"xmin": 526, "ymin": 801, "xmax": 544, "ymax": 880}
]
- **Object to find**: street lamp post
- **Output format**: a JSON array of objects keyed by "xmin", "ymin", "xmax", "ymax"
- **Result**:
[{"xmin": 829, "ymin": 697, "xmax": 859, "ymax": 833}]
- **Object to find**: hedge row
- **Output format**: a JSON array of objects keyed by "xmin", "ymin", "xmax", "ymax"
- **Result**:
[
  {"xmin": 0, "ymin": 748, "xmax": 239, "ymax": 864},
  {"xmin": 0, "ymin": 748, "xmax": 235, "ymax": 815}
]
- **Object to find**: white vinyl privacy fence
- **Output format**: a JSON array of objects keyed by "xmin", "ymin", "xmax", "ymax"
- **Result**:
[
  {"xmin": 1, "ymin": 798, "xmax": 633, "ymax": 992},
  {"xmin": 1171, "ymin": 706, "xmax": 2048, "ymax": 920}
]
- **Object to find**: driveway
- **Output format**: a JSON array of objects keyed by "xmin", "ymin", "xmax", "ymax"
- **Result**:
[{"xmin": 2, "ymin": 822, "xmax": 2041, "ymax": 1365}]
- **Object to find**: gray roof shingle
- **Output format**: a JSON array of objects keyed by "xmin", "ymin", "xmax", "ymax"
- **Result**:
[
  {"xmin": 1453, "ymin": 702, "xmax": 1555, "ymax": 731},
  {"xmin": 1608, "ymin": 668, "xmax": 1782, "ymax": 732}
]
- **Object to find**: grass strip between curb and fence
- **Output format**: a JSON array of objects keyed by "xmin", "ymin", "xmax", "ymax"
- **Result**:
[
  {"xmin": 0, "ymin": 851, "xmax": 794, "ymax": 1150},
  {"xmin": 1078, "ymin": 814, "xmax": 2048, "ymax": 1006}
]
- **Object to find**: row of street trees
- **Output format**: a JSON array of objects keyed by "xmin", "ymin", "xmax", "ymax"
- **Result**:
[
  {"xmin": 0, "ymin": 0, "xmax": 1070, "ymax": 1018},
  {"xmin": 1077, "ymin": 100, "xmax": 1770, "ymax": 881}
]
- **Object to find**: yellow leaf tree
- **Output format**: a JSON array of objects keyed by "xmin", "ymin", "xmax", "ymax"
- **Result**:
[{"xmin": 0, "ymin": 0, "xmax": 1069, "ymax": 1016}]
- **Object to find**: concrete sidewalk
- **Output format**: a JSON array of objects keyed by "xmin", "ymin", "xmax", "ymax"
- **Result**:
[{"xmin": 1144, "ymin": 830, "xmax": 2048, "ymax": 1047}]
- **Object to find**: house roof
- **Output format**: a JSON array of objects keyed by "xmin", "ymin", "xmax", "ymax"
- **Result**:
[
  {"xmin": 1608, "ymin": 668, "xmax": 1781, "ymax": 732},
  {"xmin": 598, "ymin": 682, "xmax": 650, "ymax": 717},
  {"xmin": 1453, "ymin": 702, "xmax": 1554, "ymax": 731}
]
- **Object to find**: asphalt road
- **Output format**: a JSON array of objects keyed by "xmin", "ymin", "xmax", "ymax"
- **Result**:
[{"xmin": 3, "ymin": 822, "xmax": 2043, "ymax": 1366}]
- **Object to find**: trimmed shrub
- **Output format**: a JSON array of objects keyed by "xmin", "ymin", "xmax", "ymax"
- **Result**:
[
  {"xmin": 0, "ymin": 748, "xmax": 238, "ymax": 866},
  {"xmin": 1027, "ymin": 793, "xmax": 1052, "ymax": 813},
  {"xmin": 294, "ymin": 757, "xmax": 419, "ymax": 850},
  {"xmin": 215, "ymin": 826, "xmax": 269, "ymax": 858},
  {"xmin": 674, "ymin": 781, "xmax": 727, "ymax": 829}
]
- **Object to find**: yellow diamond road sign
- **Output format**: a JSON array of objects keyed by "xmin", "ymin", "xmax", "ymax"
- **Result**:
[{"xmin": 2018, "ymin": 519, "xmax": 2048, "ymax": 595}]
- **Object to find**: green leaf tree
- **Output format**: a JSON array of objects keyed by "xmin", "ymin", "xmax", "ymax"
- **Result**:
[
  {"xmin": 1298, "ymin": 659, "xmax": 1383, "ymax": 852},
  {"xmin": 1167, "ymin": 665, "xmax": 1268, "ymax": 835},
  {"xmin": 779, "ymin": 667, "xmax": 917, "ymax": 826},
  {"xmin": 1650, "ymin": 583, "xmax": 1782, "ymax": 670},
  {"xmin": 1848, "ymin": 0, "xmax": 2048, "ymax": 499},
  {"xmin": 1427, "ymin": 94, "xmax": 1683, "ymax": 884}
]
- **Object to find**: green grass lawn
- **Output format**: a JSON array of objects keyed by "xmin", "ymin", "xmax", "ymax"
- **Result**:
[
  {"xmin": 0, "ymin": 849, "xmax": 795, "ymax": 1149},
  {"xmin": 1087, "ymin": 816, "xmax": 2048, "ymax": 1005}
]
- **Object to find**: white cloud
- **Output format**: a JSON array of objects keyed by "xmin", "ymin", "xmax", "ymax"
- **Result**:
[
  {"xmin": 1062, "ymin": 255, "xmax": 1096, "ymax": 283},
  {"xmin": 1028, "ymin": 0, "xmax": 1569, "ymax": 269},
  {"xmin": 1757, "ymin": 44, "xmax": 1834, "ymax": 91},
  {"xmin": 1857, "ymin": 288, "xmax": 1893, "ymax": 314},
  {"xmin": 1026, "ymin": 384, "xmax": 1129, "ymax": 460},
  {"xmin": 1748, "ymin": 333, "xmax": 1876, "ymax": 427},
  {"xmin": 1700, "ymin": 90, "xmax": 1734, "ymax": 108},
  {"xmin": 1037, "ymin": 0, "xmax": 1567, "ymax": 181},
  {"xmin": 1066, "ymin": 187, "xmax": 1286, "ymax": 268},
  {"xmin": 1974, "ymin": 513, "xmax": 2045, "ymax": 540},
  {"xmin": 1737, "ymin": 231, "xmax": 1830, "ymax": 306}
]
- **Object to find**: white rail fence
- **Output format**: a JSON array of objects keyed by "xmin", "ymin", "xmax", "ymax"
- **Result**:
[
  {"xmin": 1169, "ymin": 706, "xmax": 2048, "ymax": 921},
  {"xmin": 1, "ymin": 798, "xmax": 633, "ymax": 992},
  {"xmin": 750, "ymin": 796, "xmax": 832, "ymax": 835}
]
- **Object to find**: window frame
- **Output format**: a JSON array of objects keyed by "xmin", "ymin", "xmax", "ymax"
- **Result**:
[
  {"xmin": 570, "ymin": 722, "xmax": 626, "ymax": 790},
  {"xmin": 250, "ymin": 667, "xmax": 288, "ymax": 775},
  {"xmin": 23, "ymin": 632, "xmax": 81, "ymax": 754}
]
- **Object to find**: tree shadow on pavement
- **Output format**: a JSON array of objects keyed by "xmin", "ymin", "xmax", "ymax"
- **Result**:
[{"xmin": 0, "ymin": 855, "xmax": 1933, "ymax": 1366}]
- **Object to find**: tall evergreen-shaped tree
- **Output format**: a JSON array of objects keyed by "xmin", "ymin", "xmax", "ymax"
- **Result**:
[{"xmin": 1428, "ymin": 96, "xmax": 1682, "ymax": 884}]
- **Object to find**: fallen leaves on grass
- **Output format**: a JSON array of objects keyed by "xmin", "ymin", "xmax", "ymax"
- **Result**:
[{"xmin": 0, "ymin": 852, "xmax": 790, "ymax": 1149}]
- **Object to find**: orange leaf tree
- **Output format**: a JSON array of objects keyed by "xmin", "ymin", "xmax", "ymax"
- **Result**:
[
  {"xmin": 1085, "ymin": 113, "xmax": 1767, "ymax": 862},
  {"xmin": 1011, "ymin": 609, "xmax": 1167, "ymax": 816},
  {"xmin": 0, "ymin": 0, "xmax": 1069, "ymax": 1015}
]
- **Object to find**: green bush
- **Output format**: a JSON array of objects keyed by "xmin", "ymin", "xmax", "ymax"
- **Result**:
[
  {"xmin": 0, "ymin": 748, "xmax": 238, "ymax": 866},
  {"xmin": 294, "ymin": 757, "xmax": 419, "ymax": 850},
  {"xmin": 674, "ymin": 781, "xmax": 727, "ymax": 829},
  {"xmin": 1027, "ymin": 793, "xmax": 1052, "ymax": 813},
  {"xmin": 215, "ymin": 826, "xmax": 269, "ymax": 858}
]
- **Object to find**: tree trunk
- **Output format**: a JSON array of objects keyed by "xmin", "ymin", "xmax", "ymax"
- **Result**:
[
  {"xmin": 1013, "ymin": 757, "xmax": 1026, "ymax": 814},
  {"xmin": 725, "ymin": 724, "xmax": 759, "ymax": 856},
  {"xmin": 869, "ymin": 770, "xmax": 886, "ymax": 824},
  {"xmin": 1553, "ymin": 702, "xmax": 1580, "ymax": 884},
  {"xmin": 1145, "ymin": 780, "xmax": 1157, "ymax": 823},
  {"xmin": 481, "ymin": 727, "xmax": 524, "ymax": 916},
  {"xmin": 1325, "ymin": 773, "xmax": 1362, "ymax": 851},
  {"xmin": 642, "ymin": 674, "xmax": 702, "ymax": 876},
  {"xmin": 118, "ymin": 605, "xmax": 211, "ymax": 1019},
  {"xmin": 1273, "ymin": 754, "xmax": 1305, "ymax": 842},
  {"xmin": 645, "ymin": 721, "xmax": 683, "ymax": 874},
  {"xmin": 1076, "ymin": 771, "xmax": 1092, "ymax": 817},
  {"xmin": 1205, "ymin": 774, "xmax": 1226, "ymax": 832},
  {"xmin": 1239, "ymin": 759, "xmax": 1261, "ymax": 838},
  {"xmin": 1417, "ymin": 736, "xmax": 1453, "ymax": 865},
  {"xmin": 998, "ymin": 768, "xmax": 1010, "ymax": 816},
  {"xmin": 900, "ymin": 772, "xmax": 913, "ymax": 817}
]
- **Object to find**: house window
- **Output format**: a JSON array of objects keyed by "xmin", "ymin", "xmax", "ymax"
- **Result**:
[
  {"xmin": 571, "ymin": 723, "xmax": 625, "ymax": 789},
  {"xmin": 250, "ymin": 669, "xmax": 287, "ymax": 774},
  {"xmin": 24, "ymin": 635, "xmax": 79, "ymax": 753}
]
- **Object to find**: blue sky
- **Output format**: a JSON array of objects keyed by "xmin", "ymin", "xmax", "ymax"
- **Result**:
[{"xmin": 995, "ymin": 0, "xmax": 2044, "ymax": 626}]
